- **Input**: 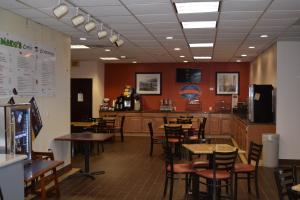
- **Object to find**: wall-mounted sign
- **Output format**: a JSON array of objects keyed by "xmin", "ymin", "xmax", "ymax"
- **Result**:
[{"xmin": 0, "ymin": 31, "xmax": 56, "ymax": 97}]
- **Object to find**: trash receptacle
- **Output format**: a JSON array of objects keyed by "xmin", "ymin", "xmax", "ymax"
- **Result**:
[{"xmin": 262, "ymin": 134, "xmax": 279, "ymax": 167}]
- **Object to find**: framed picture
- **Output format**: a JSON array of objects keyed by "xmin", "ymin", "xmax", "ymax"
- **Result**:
[
  {"xmin": 216, "ymin": 72, "xmax": 239, "ymax": 95},
  {"xmin": 135, "ymin": 72, "xmax": 162, "ymax": 95}
]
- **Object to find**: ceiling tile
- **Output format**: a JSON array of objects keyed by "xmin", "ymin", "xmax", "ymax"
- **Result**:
[
  {"xmin": 69, "ymin": 0, "xmax": 121, "ymax": 6},
  {"xmin": 220, "ymin": 11, "xmax": 262, "ymax": 20},
  {"xmin": 0, "ymin": 0, "xmax": 28, "ymax": 9},
  {"xmin": 137, "ymin": 14, "xmax": 177, "ymax": 23},
  {"xmin": 144, "ymin": 22, "xmax": 181, "ymax": 30},
  {"xmin": 82, "ymin": 6, "xmax": 131, "ymax": 17},
  {"xmin": 269, "ymin": 0, "xmax": 300, "ymax": 11},
  {"xmin": 222, "ymin": 0, "xmax": 271, "ymax": 12},
  {"xmin": 10, "ymin": 8, "xmax": 49, "ymax": 18},
  {"xmin": 127, "ymin": 3, "xmax": 173, "ymax": 15},
  {"xmin": 101, "ymin": 16, "xmax": 138, "ymax": 24}
]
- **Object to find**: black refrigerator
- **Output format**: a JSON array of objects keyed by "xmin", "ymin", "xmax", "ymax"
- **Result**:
[{"xmin": 248, "ymin": 84, "xmax": 274, "ymax": 123}]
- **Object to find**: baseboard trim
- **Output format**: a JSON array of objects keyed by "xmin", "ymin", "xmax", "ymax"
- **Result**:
[{"xmin": 279, "ymin": 159, "xmax": 300, "ymax": 166}]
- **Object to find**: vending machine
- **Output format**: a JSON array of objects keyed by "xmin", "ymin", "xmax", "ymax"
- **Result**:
[{"xmin": 0, "ymin": 104, "xmax": 32, "ymax": 159}]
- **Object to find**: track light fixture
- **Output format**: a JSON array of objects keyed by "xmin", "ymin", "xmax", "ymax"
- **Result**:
[
  {"xmin": 53, "ymin": 0, "xmax": 69, "ymax": 19},
  {"xmin": 115, "ymin": 34, "xmax": 124, "ymax": 47},
  {"xmin": 72, "ymin": 7, "xmax": 85, "ymax": 27},
  {"xmin": 109, "ymin": 30, "xmax": 118, "ymax": 43},
  {"xmin": 84, "ymin": 15, "xmax": 96, "ymax": 32},
  {"xmin": 97, "ymin": 24, "xmax": 108, "ymax": 39}
]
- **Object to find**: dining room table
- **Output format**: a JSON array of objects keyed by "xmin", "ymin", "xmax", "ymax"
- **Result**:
[
  {"xmin": 183, "ymin": 143, "xmax": 245, "ymax": 200},
  {"xmin": 54, "ymin": 132, "xmax": 114, "ymax": 179},
  {"xmin": 159, "ymin": 123, "xmax": 193, "ymax": 130}
]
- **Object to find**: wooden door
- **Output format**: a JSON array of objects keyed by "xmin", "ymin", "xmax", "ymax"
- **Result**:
[{"xmin": 71, "ymin": 78, "xmax": 92, "ymax": 121}]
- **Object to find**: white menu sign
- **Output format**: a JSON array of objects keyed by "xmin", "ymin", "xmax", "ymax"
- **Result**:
[{"xmin": 0, "ymin": 31, "xmax": 56, "ymax": 97}]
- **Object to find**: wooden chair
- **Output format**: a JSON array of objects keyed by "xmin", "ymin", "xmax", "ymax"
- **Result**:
[
  {"xmin": 163, "ymin": 142, "xmax": 194, "ymax": 200},
  {"xmin": 164, "ymin": 125, "xmax": 184, "ymax": 159},
  {"xmin": 234, "ymin": 142, "xmax": 263, "ymax": 200},
  {"xmin": 114, "ymin": 116, "xmax": 125, "ymax": 142},
  {"xmin": 28, "ymin": 150, "xmax": 60, "ymax": 198},
  {"xmin": 196, "ymin": 150, "xmax": 238, "ymax": 200},
  {"xmin": 163, "ymin": 116, "xmax": 168, "ymax": 124},
  {"xmin": 274, "ymin": 165, "xmax": 298, "ymax": 200},
  {"xmin": 188, "ymin": 117, "xmax": 207, "ymax": 143},
  {"xmin": 177, "ymin": 117, "xmax": 192, "ymax": 124},
  {"xmin": 148, "ymin": 122, "xmax": 164, "ymax": 156}
]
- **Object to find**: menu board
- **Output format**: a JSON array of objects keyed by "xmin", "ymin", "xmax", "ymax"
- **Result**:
[{"xmin": 0, "ymin": 31, "xmax": 56, "ymax": 97}]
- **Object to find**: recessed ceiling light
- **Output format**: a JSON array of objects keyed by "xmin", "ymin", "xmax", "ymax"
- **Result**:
[
  {"xmin": 183, "ymin": 60, "xmax": 188, "ymax": 63},
  {"xmin": 260, "ymin": 34, "xmax": 268, "ymax": 38},
  {"xmin": 180, "ymin": 55, "xmax": 185, "ymax": 58},
  {"xmin": 174, "ymin": 47, "xmax": 181, "ymax": 51},
  {"xmin": 70, "ymin": 45, "xmax": 89, "ymax": 49},
  {"xmin": 194, "ymin": 56, "xmax": 212, "ymax": 60},
  {"xmin": 248, "ymin": 46, "xmax": 255, "ymax": 49},
  {"xmin": 132, "ymin": 61, "xmax": 137, "ymax": 63},
  {"xmin": 236, "ymin": 59, "xmax": 241, "ymax": 62},
  {"xmin": 175, "ymin": 2, "xmax": 219, "ymax": 14},
  {"xmin": 182, "ymin": 21, "xmax": 216, "ymax": 29},
  {"xmin": 99, "ymin": 57, "xmax": 119, "ymax": 60},
  {"xmin": 166, "ymin": 36, "xmax": 173, "ymax": 40},
  {"xmin": 79, "ymin": 37, "xmax": 87, "ymax": 41},
  {"xmin": 241, "ymin": 54, "xmax": 247, "ymax": 57},
  {"xmin": 189, "ymin": 43, "xmax": 214, "ymax": 47},
  {"xmin": 120, "ymin": 56, "xmax": 126, "ymax": 59},
  {"xmin": 104, "ymin": 49, "xmax": 111, "ymax": 52}
]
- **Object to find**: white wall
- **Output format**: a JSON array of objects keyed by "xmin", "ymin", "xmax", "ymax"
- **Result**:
[
  {"xmin": 250, "ymin": 43, "xmax": 277, "ymax": 87},
  {"xmin": 71, "ymin": 61, "xmax": 105, "ymax": 118},
  {"xmin": 0, "ymin": 8, "xmax": 71, "ymax": 165},
  {"xmin": 277, "ymin": 41, "xmax": 300, "ymax": 159}
]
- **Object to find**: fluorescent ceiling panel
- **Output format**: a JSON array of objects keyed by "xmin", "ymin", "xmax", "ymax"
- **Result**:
[
  {"xmin": 100, "ymin": 57, "xmax": 119, "ymax": 60},
  {"xmin": 71, "ymin": 45, "xmax": 89, "ymax": 49},
  {"xmin": 189, "ymin": 43, "xmax": 214, "ymax": 47},
  {"xmin": 175, "ymin": 2, "xmax": 219, "ymax": 14},
  {"xmin": 194, "ymin": 56, "xmax": 212, "ymax": 59},
  {"xmin": 182, "ymin": 21, "xmax": 216, "ymax": 29}
]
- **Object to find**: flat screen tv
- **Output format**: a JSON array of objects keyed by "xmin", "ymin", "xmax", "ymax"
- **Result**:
[{"xmin": 176, "ymin": 68, "xmax": 201, "ymax": 83}]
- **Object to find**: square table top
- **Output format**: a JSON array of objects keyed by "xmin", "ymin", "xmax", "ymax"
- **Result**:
[
  {"xmin": 24, "ymin": 160, "xmax": 64, "ymax": 182},
  {"xmin": 54, "ymin": 132, "xmax": 115, "ymax": 142},
  {"xmin": 71, "ymin": 121, "xmax": 97, "ymax": 127},
  {"xmin": 292, "ymin": 184, "xmax": 300, "ymax": 192},
  {"xmin": 159, "ymin": 124, "xmax": 193, "ymax": 129},
  {"xmin": 183, "ymin": 144, "xmax": 245, "ymax": 154}
]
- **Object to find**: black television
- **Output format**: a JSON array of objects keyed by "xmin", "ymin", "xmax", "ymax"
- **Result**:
[{"xmin": 176, "ymin": 68, "xmax": 201, "ymax": 83}]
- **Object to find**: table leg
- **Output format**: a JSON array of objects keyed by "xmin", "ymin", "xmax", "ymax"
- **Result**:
[
  {"xmin": 40, "ymin": 174, "xmax": 46, "ymax": 200},
  {"xmin": 192, "ymin": 173, "xmax": 199, "ymax": 200}
]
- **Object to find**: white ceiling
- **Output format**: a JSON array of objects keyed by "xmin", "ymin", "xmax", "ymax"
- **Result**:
[{"xmin": 1, "ymin": 0, "xmax": 300, "ymax": 63}]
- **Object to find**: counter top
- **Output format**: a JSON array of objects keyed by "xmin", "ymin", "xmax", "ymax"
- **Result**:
[{"xmin": 0, "ymin": 154, "xmax": 27, "ymax": 168}]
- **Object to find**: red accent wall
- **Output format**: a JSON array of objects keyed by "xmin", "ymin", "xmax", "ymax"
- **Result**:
[{"xmin": 105, "ymin": 62, "xmax": 250, "ymax": 112}]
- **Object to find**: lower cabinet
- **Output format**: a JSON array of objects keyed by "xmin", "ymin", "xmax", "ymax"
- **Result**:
[{"xmin": 232, "ymin": 116, "xmax": 276, "ymax": 155}]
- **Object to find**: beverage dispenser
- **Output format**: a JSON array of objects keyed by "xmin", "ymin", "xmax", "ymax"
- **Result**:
[{"xmin": 0, "ymin": 104, "xmax": 32, "ymax": 159}]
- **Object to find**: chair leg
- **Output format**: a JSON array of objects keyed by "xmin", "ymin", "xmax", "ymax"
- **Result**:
[
  {"xmin": 101, "ymin": 143, "xmax": 104, "ymax": 152},
  {"xmin": 254, "ymin": 173, "xmax": 260, "ymax": 199},
  {"xmin": 121, "ymin": 130, "xmax": 124, "ymax": 142},
  {"xmin": 230, "ymin": 176, "xmax": 234, "ymax": 200},
  {"xmin": 247, "ymin": 173, "xmax": 251, "ymax": 193},
  {"xmin": 185, "ymin": 174, "xmax": 188, "ymax": 194},
  {"xmin": 163, "ymin": 174, "xmax": 168, "ymax": 197},
  {"xmin": 234, "ymin": 174, "xmax": 238, "ymax": 200},
  {"xmin": 150, "ymin": 141, "xmax": 153, "ymax": 156},
  {"xmin": 169, "ymin": 175, "xmax": 174, "ymax": 200}
]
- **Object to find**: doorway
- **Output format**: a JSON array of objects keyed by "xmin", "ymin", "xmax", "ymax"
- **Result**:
[{"xmin": 71, "ymin": 78, "xmax": 92, "ymax": 121}]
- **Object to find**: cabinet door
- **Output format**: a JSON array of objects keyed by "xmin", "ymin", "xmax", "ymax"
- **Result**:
[
  {"xmin": 124, "ymin": 117, "xmax": 142, "ymax": 134},
  {"xmin": 209, "ymin": 117, "xmax": 220, "ymax": 135},
  {"xmin": 221, "ymin": 118, "xmax": 232, "ymax": 135}
]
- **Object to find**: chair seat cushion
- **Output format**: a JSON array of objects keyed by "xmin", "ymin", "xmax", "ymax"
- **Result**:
[
  {"xmin": 167, "ymin": 138, "xmax": 180, "ymax": 143},
  {"xmin": 192, "ymin": 160, "xmax": 209, "ymax": 168},
  {"xmin": 167, "ymin": 163, "xmax": 194, "ymax": 173},
  {"xmin": 234, "ymin": 163, "xmax": 255, "ymax": 173},
  {"xmin": 196, "ymin": 169, "xmax": 230, "ymax": 180}
]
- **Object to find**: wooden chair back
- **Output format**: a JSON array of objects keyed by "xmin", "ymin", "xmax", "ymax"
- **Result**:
[
  {"xmin": 274, "ymin": 165, "xmax": 298, "ymax": 200},
  {"xmin": 164, "ymin": 125, "xmax": 184, "ymax": 143},
  {"xmin": 212, "ymin": 150, "xmax": 238, "ymax": 176},
  {"xmin": 248, "ymin": 142, "xmax": 263, "ymax": 168}
]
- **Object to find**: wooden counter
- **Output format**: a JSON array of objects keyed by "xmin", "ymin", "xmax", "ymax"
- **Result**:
[
  {"xmin": 99, "ymin": 111, "xmax": 232, "ymax": 136},
  {"xmin": 100, "ymin": 111, "xmax": 276, "ymax": 155}
]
